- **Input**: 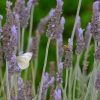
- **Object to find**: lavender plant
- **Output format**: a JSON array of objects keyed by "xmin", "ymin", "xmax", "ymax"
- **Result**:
[{"xmin": 0, "ymin": 0, "xmax": 100, "ymax": 100}]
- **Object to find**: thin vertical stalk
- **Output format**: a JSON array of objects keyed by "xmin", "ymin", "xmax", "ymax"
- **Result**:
[
  {"xmin": 25, "ymin": 6, "xmax": 34, "ymax": 83},
  {"xmin": 21, "ymin": 28, "xmax": 25, "ymax": 51},
  {"xmin": 34, "ymin": 51, "xmax": 39, "ymax": 80},
  {"xmin": 68, "ymin": 0, "xmax": 82, "ymax": 99},
  {"xmin": 38, "ymin": 38, "xmax": 51, "ymax": 100},
  {"xmin": 6, "ymin": 61, "xmax": 10, "ymax": 100},
  {"xmin": 0, "ymin": 69, "xmax": 4, "ymax": 96},
  {"xmin": 34, "ymin": 35, "xmax": 40, "ymax": 83},
  {"xmin": 64, "ymin": 69, "xmax": 68, "ymax": 100},
  {"xmin": 71, "ymin": 0, "xmax": 83, "ymax": 40},
  {"xmin": 82, "ymin": 34, "xmax": 92, "ymax": 98},
  {"xmin": 0, "ymin": 72, "xmax": 6, "ymax": 95},
  {"xmin": 84, "ymin": 72, "xmax": 92, "ymax": 100},
  {"xmin": 73, "ymin": 55, "xmax": 80, "ymax": 100},
  {"xmin": 24, "ymin": 69, "xmax": 28, "ymax": 82},
  {"xmin": 14, "ymin": 75, "xmax": 18, "ymax": 95},
  {"xmin": 31, "ymin": 60, "xmax": 36, "ymax": 97},
  {"xmin": 68, "ymin": 68, "xmax": 72, "ymax": 100},
  {"xmin": 11, "ymin": 75, "xmax": 14, "ymax": 88},
  {"xmin": 32, "ymin": 35, "xmax": 40, "ymax": 97},
  {"xmin": 0, "ymin": 68, "xmax": 2, "ymax": 90},
  {"xmin": 26, "ymin": 6, "xmax": 34, "ymax": 52},
  {"xmin": 83, "ymin": 34, "xmax": 92, "ymax": 75},
  {"xmin": 92, "ymin": 41, "xmax": 97, "ymax": 100},
  {"xmin": 94, "ymin": 91, "xmax": 98, "ymax": 100},
  {"xmin": 84, "ymin": 41, "xmax": 97, "ymax": 100}
]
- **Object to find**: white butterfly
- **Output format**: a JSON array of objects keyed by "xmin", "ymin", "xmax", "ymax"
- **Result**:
[{"xmin": 16, "ymin": 52, "xmax": 33, "ymax": 69}]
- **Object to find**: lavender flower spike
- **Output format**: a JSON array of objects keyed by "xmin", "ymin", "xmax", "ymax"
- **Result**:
[
  {"xmin": 93, "ymin": 1, "xmax": 99, "ymax": 11},
  {"xmin": 43, "ymin": 72, "xmax": 49, "ymax": 84},
  {"xmin": 37, "ymin": 73, "xmax": 54, "ymax": 100},
  {"xmin": 56, "ymin": 62, "xmax": 63, "ymax": 85},
  {"xmin": 76, "ymin": 16, "xmax": 81, "ymax": 38},
  {"xmin": 49, "ymin": 9, "xmax": 55, "ymax": 17},
  {"xmin": 27, "ymin": 0, "xmax": 33, "ymax": 10},
  {"xmin": 46, "ymin": 0, "xmax": 63, "ymax": 39},
  {"xmin": 63, "ymin": 38, "xmax": 73, "ymax": 69},
  {"xmin": 77, "ymin": 16, "xmax": 81, "ymax": 27},
  {"xmin": 94, "ymin": 71, "xmax": 100, "ymax": 90},
  {"xmin": 78, "ymin": 28, "xmax": 84, "ymax": 37},
  {"xmin": 68, "ymin": 38, "xmax": 72, "ymax": 49},
  {"xmin": 54, "ymin": 89, "xmax": 62, "ymax": 100},
  {"xmin": 47, "ymin": 77, "xmax": 54, "ymax": 86},
  {"xmin": 8, "ymin": 55, "xmax": 16, "ymax": 75},
  {"xmin": 37, "ymin": 9, "xmax": 55, "ymax": 35},
  {"xmin": 91, "ymin": 1, "xmax": 100, "ymax": 42},
  {"xmin": 75, "ymin": 28, "xmax": 85, "ymax": 55},
  {"xmin": 6, "ymin": 1, "xmax": 12, "ymax": 8},
  {"xmin": 17, "ymin": 78, "xmax": 26, "ymax": 100},
  {"xmin": 94, "ymin": 45, "xmax": 100, "ymax": 61},
  {"xmin": 84, "ymin": 23, "xmax": 91, "ymax": 47},
  {"xmin": 60, "ymin": 17, "xmax": 65, "ymax": 28},
  {"xmin": 57, "ymin": 0, "xmax": 63, "ymax": 6},
  {"xmin": 58, "ymin": 34, "xmax": 64, "ymax": 61}
]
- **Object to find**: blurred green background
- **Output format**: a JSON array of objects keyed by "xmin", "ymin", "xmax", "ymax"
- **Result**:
[{"xmin": 0, "ymin": 0, "xmax": 96, "ymax": 89}]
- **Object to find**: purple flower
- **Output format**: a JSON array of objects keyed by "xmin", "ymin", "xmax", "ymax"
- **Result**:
[
  {"xmin": 54, "ymin": 89, "xmax": 62, "ymax": 100},
  {"xmin": 57, "ymin": 0, "xmax": 63, "ymax": 6},
  {"xmin": 78, "ymin": 28, "xmax": 84, "ymax": 37},
  {"xmin": 68, "ymin": 38, "xmax": 72, "ymax": 49},
  {"xmin": 93, "ymin": 1, "xmax": 99, "ymax": 11},
  {"xmin": 11, "ymin": 25, "xmax": 17, "ymax": 34},
  {"xmin": 6, "ymin": 1, "xmax": 12, "ymax": 8},
  {"xmin": 0, "ymin": 15, "xmax": 3, "ymax": 20},
  {"xmin": 56, "ymin": 62, "xmax": 63, "ymax": 85},
  {"xmin": 49, "ymin": 9, "xmax": 55, "ymax": 17},
  {"xmin": 60, "ymin": 17, "xmax": 65, "ymax": 29}
]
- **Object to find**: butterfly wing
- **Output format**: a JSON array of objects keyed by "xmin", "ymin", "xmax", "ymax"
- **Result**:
[
  {"xmin": 16, "ymin": 52, "xmax": 32, "ymax": 69},
  {"xmin": 21, "ymin": 52, "xmax": 33, "ymax": 61}
]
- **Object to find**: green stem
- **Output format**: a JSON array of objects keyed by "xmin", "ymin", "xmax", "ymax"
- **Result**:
[
  {"xmin": 11, "ymin": 75, "xmax": 14, "ymax": 88},
  {"xmin": 0, "ymin": 69, "xmax": 5, "ymax": 97},
  {"xmin": 31, "ymin": 60, "xmax": 36, "ymax": 97},
  {"xmin": 24, "ymin": 69, "xmax": 28, "ymax": 82},
  {"xmin": 26, "ymin": 6, "xmax": 34, "ymax": 52},
  {"xmin": 68, "ymin": 68, "xmax": 72, "ymax": 100},
  {"xmin": 24, "ymin": 6, "xmax": 34, "ymax": 83},
  {"xmin": 69, "ymin": 0, "xmax": 82, "ymax": 99},
  {"xmin": 64, "ymin": 69, "xmax": 68, "ymax": 100},
  {"xmin": 84, "ymin": 69, "xmax": 93, "ymax": 100},
  {"xmin": 14, "ymin": 75, "xmax": 18, "ymax": 95},
  {"xmin": 33, "ymin": 36, "xmax": 40, "ymax": 97},
  {"xmin": 92, "ymin": 41, "xmax": 97, "ymax": 100},
  {"xmin": 82, "ymin": 34, "xmax": 92, "ymax": 98},
  {"xmin": 84, "ymin": 41, "xmax": 97, "ymax": 100},
  {"xmin": 34, "ymin": 35, "xmax": 40, "ymax": 81},
  {"xmin": 73, "ymin": 55, "xmax": 80, "ymax": 100},
  {"xmin": 83, "ymin": 34, "xmax": 92, "ymax": 75},
  {"xmin": 38, "ymin": 38, "xmax": 51, "ymax": 100},
  {"xmin": 6, "ymin": 61, "xmax": 10, "ymax": 100},
  {"xmin": 71, "ymin": 0, "xmax": 82, "ymax": 40}
]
